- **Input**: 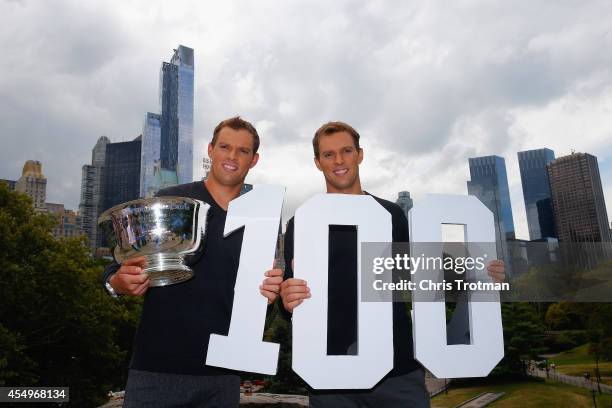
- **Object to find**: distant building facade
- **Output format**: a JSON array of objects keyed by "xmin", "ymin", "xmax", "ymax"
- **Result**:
[
  {"xmin": 16, "ymin": 160, "xmax": 47, "ymax": 211},
  {"xmin": 467, "ymin": 155, "xmax": 515, "ymax": 262},
  {"xmin": 140, "ymin": 113, "xmax": 161, "ymax": 197},
  {"xmin": 46, "ymin": 203, "xmax": 84, "ymax": 239},
  {"xmin": 547, "ymin": 153, "xmax": 611, "ymax": 243},
  {"xmin": 141, "ymin": 45, "xmax": 194, "ymax": 197},
  {"xmin": 148, "ymin": 160, "xmax": 178, "ymax": 196},
  {"xmin": 241, "ymin": 183, "xmax": 253, "ymax": 195},
  {"xmin": 0, "ymin": 179, "xmax": 16, "ymax": 190},
  {"xmin": 395, "ymin": 191, "xmax": 413, "ymax": 219},
  {"xmin": 518, "ymin": 148, "xmax": 557, "ymax": 240},
  {"xmin": 202, "ymin": 157, "xmax": 211, "ymax": 181},
  {"xmin": 79, "ymin": 136, "xmax": 110, "ymax": 249},
  {"xmin": 102, "ymin": 136, "xmax": 142, "ymax": 213}
]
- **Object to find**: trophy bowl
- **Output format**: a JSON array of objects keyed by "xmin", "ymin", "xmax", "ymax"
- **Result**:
[{"xmin": 98, "ymin": 196, "xmax": 210, "ymax": 287}]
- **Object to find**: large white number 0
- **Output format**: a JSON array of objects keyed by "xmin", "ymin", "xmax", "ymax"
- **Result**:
[
  {"xmin": 292, "ymin": 194, "xmax": 394, "ymax": 389},
  {"xmin": 409, "ymin": 194, "xmax": 504, "ymax": 378},
  {"xmin": 206, "ymin": 184, "xmax": 285, "ymax": 374}
]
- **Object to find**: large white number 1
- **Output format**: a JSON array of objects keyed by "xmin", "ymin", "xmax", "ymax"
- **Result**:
[{"xmin": 206, "ymin": 184, "xmax": 285, "ymax": 374}]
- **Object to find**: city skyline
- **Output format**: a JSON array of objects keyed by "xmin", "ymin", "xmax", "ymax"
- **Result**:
[{"xmin": 1, "ymin": 1, "xmax": 612, "ymax": 240}]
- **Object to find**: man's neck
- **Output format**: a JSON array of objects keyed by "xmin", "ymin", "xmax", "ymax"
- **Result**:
[
  {"xmin": 325, "ymin": 181, "xmax": 364, "ymax": 195},
  {"xmin": 204, "ymin": 177, "xmax": 242, "ymax": 211}
]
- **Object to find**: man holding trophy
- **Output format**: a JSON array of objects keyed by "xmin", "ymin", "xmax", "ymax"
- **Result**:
[{"xmin": 102, "ymin": 117, "xmax": 283, "ymax": 407}]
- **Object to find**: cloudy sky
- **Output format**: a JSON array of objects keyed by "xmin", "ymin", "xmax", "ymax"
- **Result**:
[{"xmin": 1, "ymin": 0, "xmax": 612, "ymax": 239}]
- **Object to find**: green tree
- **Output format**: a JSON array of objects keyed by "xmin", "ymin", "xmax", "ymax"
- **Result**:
[
  {"xmin": 495, "ymin": 303, "xmax": 546, "ymax": 377},
  {"xmin": 545, "ymin": 302, "xmax": 590, "ymax": 330},
  {"xmin": 586, "ymin": 303, "xmax": 612, "ymax": 393},
  {"xmin": 0, "ymin": 182, "xmax": 141, "ymax": 406},
  {"xmin": 259, "ymin": 304, "xmax": 306, "ymax": 394}
]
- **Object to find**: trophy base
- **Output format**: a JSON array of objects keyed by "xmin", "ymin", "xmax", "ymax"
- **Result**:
[{"xmin": 142, "ymin": 254, "xmax": 194, "ymax": 287}]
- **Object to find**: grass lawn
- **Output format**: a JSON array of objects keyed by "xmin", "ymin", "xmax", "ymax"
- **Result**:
[
  {"xmin": 551, "ymin": 344, "xmax": 612, "ymax": 386},
  {"xmin": 431, "ymin": 378, "xmax": 612, "ymax": 408}
]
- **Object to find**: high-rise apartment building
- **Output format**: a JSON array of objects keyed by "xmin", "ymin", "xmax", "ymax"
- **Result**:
[
  {"xmin": 16, "ymin": 160, "xmax": 47, "ymax": 211},
  {"xmin": 141, "ymin": 45, "xmax": 194, "ymax": 197},
  {"xmin": 547, "ymin": 153, "xmax": 611, "ymax": 243},
  {"xmin": 395, "ymin": 191, "xmax": 413, "ymax": 219},
  {"xmin": 79, "ymin": 136, "xmax": 110, "ymax": 249},
  {"xmin": 518, "ymin": 148, "xmax": 556, "ymax": 240},
  {"xmin": 467, "ymin": 155, "xmax": 515, "ymax": 262}
]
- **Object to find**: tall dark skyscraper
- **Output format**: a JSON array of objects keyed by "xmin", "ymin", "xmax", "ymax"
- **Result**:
[
  {"xmin": 141, "ymin": 45, "xmax": 194, "ymax": 197},
  {"xmin": 103, "ymin": 136, "xmax": 142, "ymax": 213},
  {"xmin": 467, "ymin": 155, "xmax": 515, "ymax": 262},
  {"xmin": 547, "ymin": 153, "xmax": 611, "ymax": 243},
  {"xmin": 79, "ymin": 135, "xmax": 110, "ymax": 249},
  {"xmin": 160, "ymin": 61, "xmax": 179, "ymax": 170},
  {"xmin": 518, "ymin": 148, "xmax": 556, "ymax": 240}
]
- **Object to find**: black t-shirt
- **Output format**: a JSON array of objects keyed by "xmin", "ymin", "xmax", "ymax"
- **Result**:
[
  {"xmin": 283, "ymin": 193, "xmax": 421, "ymax": 377},
  {"xmin": 103, "ymin": 182, "xmax": 243, "ymax": 375}
]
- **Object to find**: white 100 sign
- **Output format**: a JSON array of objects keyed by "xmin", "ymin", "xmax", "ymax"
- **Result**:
[{"xmin": 205, "ymin": 185, "xmax": 504, "ymax": 389}]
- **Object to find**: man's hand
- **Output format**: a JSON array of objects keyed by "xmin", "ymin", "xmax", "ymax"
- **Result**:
[
  {"xmin": 487, "ymin": 259, "xmax": 505, "ymax": 283},
  {"xmin": 280, "ymin": 278, "xmax": 311, "ymax": 313},
  {"xmin": 260, "ymin": 268, "xmax": 284, "ymax": 305},
  {"xmin": 109, "ymin": 256, "xmax": 150, "ymax": 296}
]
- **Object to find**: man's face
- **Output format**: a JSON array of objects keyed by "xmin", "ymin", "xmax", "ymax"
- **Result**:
[
  {"xmin": 314, "ymin": 131, "xmax": 363, "ymax": 193},
  {"xmin": 207, "ymin": 127, "xmax": 259, "ymax": 187}
]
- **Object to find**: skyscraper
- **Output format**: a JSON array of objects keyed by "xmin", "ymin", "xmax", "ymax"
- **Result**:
[
  {"xmin": 547, "ymin": 153, "xmax": 611, "ymax": 243},
  {"xmin": 80, "ymin": 136, "xmax": 110, "ymax": 249},
  {"xmin": 140, "ymin": 113, "xmax": 161, "ymax": 197},
  {"xmin": 16, "ymin": 160, "xmax": 47, "ymax": 211},
  {"xmin": 141, "ymin": 45, "xmax": 194, "ymax": 197},
  {"xmin": 395, "ymin": 191, "xmax": 413, "ymax": 219},
  {"xmin": 518, "ymin": 148, "xmax": 556, "ymax": 240},
  {"xmin": 102, "ymin": 136, "xmax": 142, "ymax": 214},
  {"xmin": 467, "ymin": 155, "xmax": 515, "ymax": 262}
]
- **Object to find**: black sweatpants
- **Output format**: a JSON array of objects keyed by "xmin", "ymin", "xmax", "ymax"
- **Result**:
[
  {"xmin": 123, "ymin": 369, "xmax": 240, "ymax": 408},
  {"xmin": 309, "ymin": 369, "xmax": 430, "ymax": 408}
]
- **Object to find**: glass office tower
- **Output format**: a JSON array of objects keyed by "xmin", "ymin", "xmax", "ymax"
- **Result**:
[
  {"xmin": 140, "ymin": 45, "xmax": 194, "ymax": 197},
  {"xmin": 172, "ymin": 46, "xmax": 194, "ymax": 186},
  {"xmin": 467, "ymin": 155, "xmax": 516, "ymax": 262},
  {"xmin": 518, "ymin": 148, "xmax": 556, "ymax": 240},
  {"xmin": 140, "ymin": 113, "xmax": 161, "ymax": 197}
]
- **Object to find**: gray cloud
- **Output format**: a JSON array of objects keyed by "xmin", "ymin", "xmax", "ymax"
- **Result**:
[{"xmin": 1, "ymin": 0, "xmax": 611, "ymax": 238}]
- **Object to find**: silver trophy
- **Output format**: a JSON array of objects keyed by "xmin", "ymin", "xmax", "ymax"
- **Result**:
[{"xmin": 98, "ymin": 197, "xmax": 210, "ymax": 287}]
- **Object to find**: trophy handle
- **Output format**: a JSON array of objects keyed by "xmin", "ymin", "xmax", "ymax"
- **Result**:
[{"xmin": 191, "ymin": 200, "xmax": 211, "ymax": 253}]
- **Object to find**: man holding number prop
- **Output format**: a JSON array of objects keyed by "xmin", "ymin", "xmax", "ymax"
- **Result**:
[
  {"xmin": 103, "ymin": 117, "xmax": 283, "ymax": 407},
  {"xmin": 280, "ymin": 122, "xmax": 505, "ymax": 407}
]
